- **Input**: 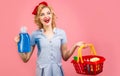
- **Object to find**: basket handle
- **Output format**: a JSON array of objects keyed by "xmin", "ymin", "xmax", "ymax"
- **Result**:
[{"xmin": 77, "ymin": 44, "xmax": 97, "ymax": 63}]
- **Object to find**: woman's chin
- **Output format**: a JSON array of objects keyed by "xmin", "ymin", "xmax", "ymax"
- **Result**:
[
  {"xmin": 44, "ymin": 23, "xmax": 51, "ymax": 27},
  {"xmin": 44, "ymin": 22, "xmax": 52, "ymax": 26}
]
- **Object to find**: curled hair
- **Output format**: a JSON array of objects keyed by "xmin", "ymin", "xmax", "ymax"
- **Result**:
[{"xmin": 34, "ymin": 4, "xmax": 56, "ymax": 29}]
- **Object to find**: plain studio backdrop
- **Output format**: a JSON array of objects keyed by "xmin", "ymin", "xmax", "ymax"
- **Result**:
[{"xmin": 0, "ymin": 0, "xmax": 120, "ymax": 76}]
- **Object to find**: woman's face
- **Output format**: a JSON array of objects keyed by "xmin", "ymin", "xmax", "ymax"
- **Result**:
[{"xmin": 39, "ymin": 7, "xmax": 52, "ymax": 27}]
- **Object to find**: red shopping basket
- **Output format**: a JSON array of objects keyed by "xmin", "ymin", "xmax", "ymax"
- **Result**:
[{"xmin": 71, "ymin": 44, "xmax": 105, "ymax": 75}]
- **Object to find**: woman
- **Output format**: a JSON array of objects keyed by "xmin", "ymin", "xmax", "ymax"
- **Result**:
[{"xmin": 15, "ymin": 1, "xmax": 87, "ymax": 76}]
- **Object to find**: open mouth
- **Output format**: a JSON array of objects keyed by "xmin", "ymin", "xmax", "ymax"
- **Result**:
[{"xmin": 43, "ymin": 17, "xmax": 50, "ymax": 23}]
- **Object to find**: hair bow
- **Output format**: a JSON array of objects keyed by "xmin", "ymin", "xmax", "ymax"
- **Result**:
[{"xmin": 32, "ymin": 1, "xmax": 48, "ymax": 15}]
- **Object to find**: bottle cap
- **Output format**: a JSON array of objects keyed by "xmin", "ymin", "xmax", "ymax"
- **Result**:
[{"xmin": 20, "ymin": 26, "xmax": 27, "ymax": 33}]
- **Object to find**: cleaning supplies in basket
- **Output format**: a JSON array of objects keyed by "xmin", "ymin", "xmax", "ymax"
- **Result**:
[
  {"xmin": 71, "ymin": 44, "xmax": 105, "ymax": 75},
  {"xmin": 90, "ymin": 57, "xmax": 100, "ymax": 62}
]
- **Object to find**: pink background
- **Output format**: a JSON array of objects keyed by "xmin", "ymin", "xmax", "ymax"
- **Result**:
[{"xmin": 0, "ymin": 0, "xmax": 120, "ymax": 76}]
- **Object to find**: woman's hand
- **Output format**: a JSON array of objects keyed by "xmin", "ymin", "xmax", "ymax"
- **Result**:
[
  {"xmin": 14, "ymin": 35, "xmax": 20, "ymax": 43},
  {"xmin": 75, "ymin": 41, "xmax": 88, "ymax": 48},
  {"xmin": 61, "ymin": 41, "xmax": 88, "ymax": 61},
  {"xmin": 14, "ymin": 35, "xmax": 34, "ymax": 63}
]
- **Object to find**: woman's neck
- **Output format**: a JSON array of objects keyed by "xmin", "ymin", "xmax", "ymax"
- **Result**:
[
  {"xmin": 43, "ymin": 25, "xmax": 54, "ymax": 40},
  {"xmin": 43, "ymin": 25, "xmax": 53, "ymax": 33}
]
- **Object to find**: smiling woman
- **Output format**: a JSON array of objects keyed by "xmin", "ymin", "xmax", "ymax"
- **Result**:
[
  {"xmin": 0, "ymin": 0, "xmax": 119, "ymax": 76},
  {"xmin": 14, "ymin": 1, "xmax": 87, "ymax": 76},
  {"xmin": 33, "ymin": 2, "xmax": 56, "ymax": 29}
]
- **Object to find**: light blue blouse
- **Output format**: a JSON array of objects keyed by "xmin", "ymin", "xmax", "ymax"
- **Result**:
[{"xmin": 30, "ymin": 28, "xmax": 67, "ymax": 76}]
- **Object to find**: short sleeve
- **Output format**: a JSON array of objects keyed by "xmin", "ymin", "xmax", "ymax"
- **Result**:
[
  {"xmin": 61, "ymin": 30, "xmax": 67, "ymax": 44},
  {"xmin": 30, "ymin": 32, "xmax": 36, "ymax": 46}
]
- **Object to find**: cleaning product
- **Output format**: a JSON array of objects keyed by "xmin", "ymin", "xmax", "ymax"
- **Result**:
[
  {"xmin": 18, "ymin": 26, "xmax": 31, "ymax": 53},
  {"xmin": 74, "ymin": 56, "xmax": 78, "ymax": 61}
]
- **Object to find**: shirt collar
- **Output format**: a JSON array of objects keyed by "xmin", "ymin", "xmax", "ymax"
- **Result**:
[{"xmin": 40, "ymin": 27, "xmax": 57, "ymax": 33}]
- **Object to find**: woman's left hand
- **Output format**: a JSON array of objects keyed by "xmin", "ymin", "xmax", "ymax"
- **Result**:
[{"xmin": 75, "ymin": 41, "xmax": 88, "ymax": 48}]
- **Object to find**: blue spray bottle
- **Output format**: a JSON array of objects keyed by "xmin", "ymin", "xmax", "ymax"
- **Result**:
[{"xmin": 18, "ymin": 26, "xmax": 31, "ymax": 53}]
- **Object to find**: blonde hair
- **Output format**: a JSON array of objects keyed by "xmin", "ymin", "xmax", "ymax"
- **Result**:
[{"xmin": 34, "ymin": 4, "xmax": 56, "ymax": 29}]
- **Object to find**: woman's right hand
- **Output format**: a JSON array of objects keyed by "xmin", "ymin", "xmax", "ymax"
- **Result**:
[{"xmin": 14, "ymin": 35, "xmax": 20, "ymax": 43}]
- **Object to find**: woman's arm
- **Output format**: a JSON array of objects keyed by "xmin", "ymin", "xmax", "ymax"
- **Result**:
[
  {"xmin": 14, "ymin": 36, "xmax": 35, "ymax": 63},
  {"xmin": 19, "ymin": 45, "xmax": 35, "ymax": 63},
  {"xmin": 61, "ymin": 41, "xmax": 87, "ymax": 61}
]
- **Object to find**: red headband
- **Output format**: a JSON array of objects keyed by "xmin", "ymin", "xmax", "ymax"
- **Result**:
[{"xmin": 32, "ymin": 1, "xmax": 48, "ymax": 15}]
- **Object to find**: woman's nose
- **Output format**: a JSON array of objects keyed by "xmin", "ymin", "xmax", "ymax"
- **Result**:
[{"xmin": 43, "ymin": 17, "xmax": 48, "ymax": 19}]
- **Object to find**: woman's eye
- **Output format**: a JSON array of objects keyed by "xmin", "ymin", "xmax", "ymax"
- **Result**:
[
  {"xmin": 40, "ymin": 13, "xmax": 44, "ymax": 16},
  {"xmin": 47, "ymin": 12, "xmax": 51, "ymax": 15}
]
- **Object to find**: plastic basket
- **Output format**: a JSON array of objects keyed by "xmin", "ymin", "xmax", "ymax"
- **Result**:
[{"xmin": 71, "ymin": 44, "xmax": 105, "ymax": 75}]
